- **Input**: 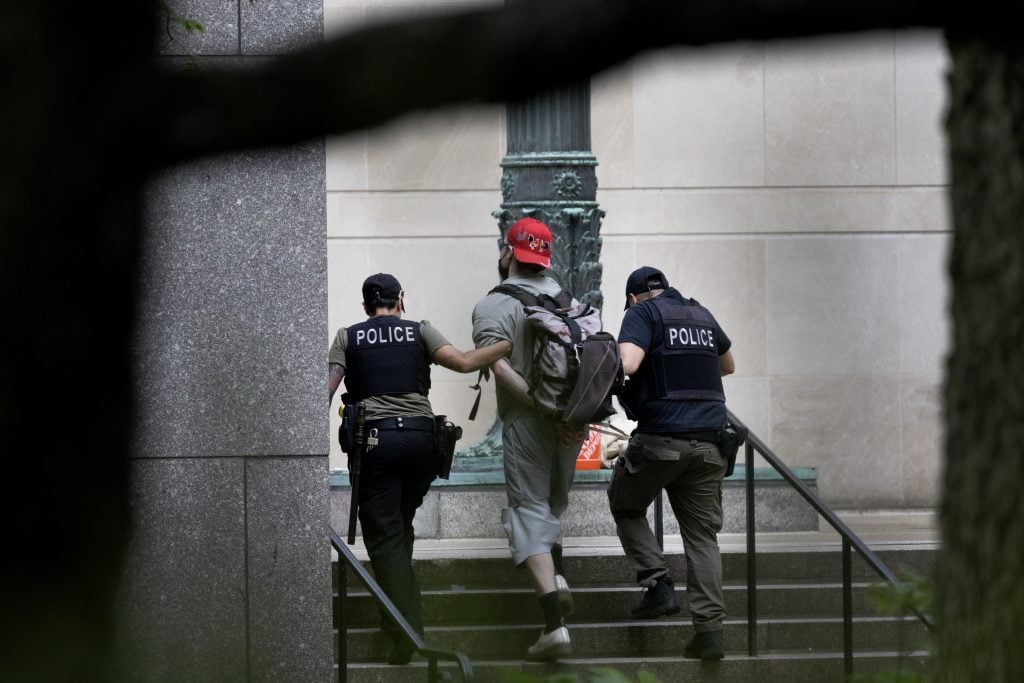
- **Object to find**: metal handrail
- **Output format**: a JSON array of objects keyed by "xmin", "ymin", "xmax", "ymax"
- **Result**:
[
  {"xmin": 653, "ymin": 410, "xmax": 935, "ymax": 677},
  {"xmin": 330, "ymin": 528, "xmax": 474, "ymax": 683},
  {"xmin": 727, "ymin": 409, "xmax": 935, "ymax": 677}
]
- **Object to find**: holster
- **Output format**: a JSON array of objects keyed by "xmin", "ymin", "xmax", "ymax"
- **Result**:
[
  {"xmin": 718, "ymin": 420, "xmax": 749, "ymax": 478},
  {"xmin": 432, "ymin": 415, "xmax": 463, "ymax": 480},
  {"xmin": 347, "ymin": 402, "xmax": 367, "ymax": 545},
  {"xmin": 338, "ymin": 398, "xmax": 357, "ymax": 454}
]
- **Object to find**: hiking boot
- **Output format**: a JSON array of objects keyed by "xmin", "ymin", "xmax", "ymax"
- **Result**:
[
  {"xmin": 555, "ymin": 574, "xmax": 574, "ymax": 616},
  {"xmin": 630, "ymin": 575, "xmax": 681, "ymax": 620},
  {"xmin": 525, "ymin": 626, "xmax": 572, "ymax": 661},
  {"xmin": 684, "ymin": 629, "xmax": 725, "ymax": 660}
]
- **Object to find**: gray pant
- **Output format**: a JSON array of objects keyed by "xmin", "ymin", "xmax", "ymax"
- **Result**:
[
  {"xmin": 608, "ymin": 433, "xmax": 727, "ymax": 632},
  {"xmin": 501, "ymin": 411, "xmax": 581, "ymax": 566}
]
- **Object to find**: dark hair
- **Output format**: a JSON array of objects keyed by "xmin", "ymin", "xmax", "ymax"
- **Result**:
[
  {"xmin": 520, "ymin": 261, "xmax": 545, "ymax": 274},
  {"xmin": 364, "ymin": 298, "xmax": 398, "ymax": 314}
]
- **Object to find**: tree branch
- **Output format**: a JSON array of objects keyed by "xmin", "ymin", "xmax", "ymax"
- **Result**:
[{"xmin": 142, "ymin": 0, "xmax": 953, "ymax": 166}]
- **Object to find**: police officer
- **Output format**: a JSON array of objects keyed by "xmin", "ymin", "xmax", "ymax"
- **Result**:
[
  {"xmin": 608, "ymin": 266, "xmax": 736, "ymax": 661},
  {"xmin": 328, "ymin": 273, "xmax": 510, "ymax": 665}
]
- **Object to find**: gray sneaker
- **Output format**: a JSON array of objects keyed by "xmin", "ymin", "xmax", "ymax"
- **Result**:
[{"xmin": 525, "ymin": 626, "xmax": 572, "ymax": 661}]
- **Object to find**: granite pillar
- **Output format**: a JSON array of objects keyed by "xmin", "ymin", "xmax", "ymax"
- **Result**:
[{"xmin": 115, "ymin": 2, "xmax": 332, "ymax": 680}]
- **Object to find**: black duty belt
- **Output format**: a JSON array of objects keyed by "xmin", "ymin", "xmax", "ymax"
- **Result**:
[
  {"xmin": 364, "ymin": 416, "xmax": 434, "ymax": 432},
  {"xmin": 640, "ymin": 430, "xmax": 719, "ymax": 443}
]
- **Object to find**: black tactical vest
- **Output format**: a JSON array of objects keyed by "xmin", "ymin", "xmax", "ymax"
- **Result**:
[
  {"xmin": 623, "ymin": 294, "xmax": 725, "ymax": 413},
  {"xmin": 344, "ymin": 317, "xmax": 430, "ymax": 403}
]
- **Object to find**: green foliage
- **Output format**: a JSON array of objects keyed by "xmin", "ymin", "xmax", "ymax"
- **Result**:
[
  {"xmin": 158, "ymin": 2, "xmax": 206, "ymax": 36},
  {"xmin": 848, "ymin": 574, "xmax": 935, "ymax": 683},
  {"xmin": 867, "ymin": 572, "xmax": 934, "ymax": 620},
  {"xmin": 155, "ymin": 2, "xmax": 207, "ymax": 70},
  {"xmin": 175, "ymin": 17, "xmax": 206, "ymax": 35},
  {"xmin": 501, "ymin": 667, "xmax": 662, "ymax": 683},
  {"xmin": 849, "ymin": 671, "xmax": 929, "ymax": 683}
]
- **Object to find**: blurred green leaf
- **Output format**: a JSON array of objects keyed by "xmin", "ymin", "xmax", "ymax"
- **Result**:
[
  {"xmin": 177, "ymin": 18, "xmax": 206, "ymax": 34},
  {"xmin": 500, "ymin": 667, "xmax": 662, "ymax": 683},
  {"xmin": 867, "ymin": 573, "xmax": 934, "ymax": 618}
]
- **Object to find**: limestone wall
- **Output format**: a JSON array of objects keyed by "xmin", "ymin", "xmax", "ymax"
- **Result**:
[{"xmin": 326, "ymin": 3, "xmax": 950, "ymax": 510}]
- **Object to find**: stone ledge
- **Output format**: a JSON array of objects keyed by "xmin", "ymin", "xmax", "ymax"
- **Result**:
[
  {"xmin": 329, "ymin": 466, "xmax": 819, "ymax": 538},
  {"xmin": 328, "ymin": 464, "xmax": 817, "ymax": 487}
]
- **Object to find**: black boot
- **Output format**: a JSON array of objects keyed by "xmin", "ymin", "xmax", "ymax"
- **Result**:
[
  {"xmin": 684, "ymin": 629, "xmax": 724, "ymax": 660},
  {"xmin": 387, "ymin": 639, "xmax": 415, "ymax": 665},
  {"xmin": 630, "ymin": 575, "xmax": 681, "ymax": 620}
]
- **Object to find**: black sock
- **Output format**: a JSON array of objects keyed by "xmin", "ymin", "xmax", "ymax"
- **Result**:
[
  {"xmin": 540, "ymin": 591, "xmax": 562, "ymax": 633},
  {"xmin": 551, "ymin": 544, "xmax": 565, "ymax": 577}
]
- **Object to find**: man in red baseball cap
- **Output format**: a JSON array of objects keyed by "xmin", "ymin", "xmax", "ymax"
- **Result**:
[
  {"xmin": 503, "ymin": 216, "xmax": 553, "ymax": 269},
  {"xmin": 471, "ymin": 217, "xmax": 585, "ymax": 662}
]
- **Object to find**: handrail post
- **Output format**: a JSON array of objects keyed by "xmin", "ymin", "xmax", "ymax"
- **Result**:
[
  {"xmin": 329, "ymin": 529, "xmax": 475, "ymax": 682},
  {"xmin": 744, "ymin": 441, "xmax": 757, "ymax": 657},
  {"xmin": 843, "ymin": 539, "xmax": 854, "ymax": 678},
  {"xmin": 654, "ymin": 492, "xmax": 664, "ymax": 550},
  {"xmin": 339, "ymin": 560, "xmax": 348, "ymax": 683}
]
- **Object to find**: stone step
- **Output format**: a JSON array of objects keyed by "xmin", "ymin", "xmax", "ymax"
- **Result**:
[
  {"xmin": 337, "ymin": 650, "xmax": 931, "ymax": 683},
  {"xmin": 335, "ymin": 546, "xmax": 938, "ymax": 590},
  {"xmin": 337, "ymin": 581, "xmax": 906, "ymax": 628},
  {"xmin": 333, "ymin": 515, "xmax": 937, "ymax": 681},
  {"xmin": 337, "ymin": 615, "xmax": 931, "ymax": 662}
]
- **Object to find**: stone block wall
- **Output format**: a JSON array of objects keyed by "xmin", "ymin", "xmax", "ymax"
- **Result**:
[
  {"xmin": 116, "ymin": 2, "xmax": 332, "ymax": 680},
  {"xmin": 324, "ymin": 5, "xmax": 950, "ymax": 511}
]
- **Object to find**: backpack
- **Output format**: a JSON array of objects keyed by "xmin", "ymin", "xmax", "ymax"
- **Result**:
[{"xmin": 476, "ymin": 283, "xmax": 622, "ymax": 427}]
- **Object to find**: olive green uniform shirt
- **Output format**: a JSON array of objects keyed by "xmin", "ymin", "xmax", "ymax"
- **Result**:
[{"xmin": 329, "ymin": 318, "xmax": 449, "ymax": 420}]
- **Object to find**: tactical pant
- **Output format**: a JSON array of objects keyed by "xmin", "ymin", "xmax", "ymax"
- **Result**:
[
  {"xmin": 608, "ymin": 433, "xmax": 727, "ymax": 632},
  {"xmin": 501, "ymin": 410, "xmax": 582, "ymax": 566},
  {"xmin": 357, "ymin": 420, "xmax": 435, "ymax": 644}
]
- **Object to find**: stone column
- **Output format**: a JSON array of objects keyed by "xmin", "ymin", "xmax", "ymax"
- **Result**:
[
  {"xmin": 113, "ymin": 2, "xmax": 332, "ymax": 680},
  {"xmin": 457, "ymin": 81, "xmax": 605, "ymax": 463},
  {"xmin": 499, "ymin": 85, "xmax": 606, "ymax": 306}
]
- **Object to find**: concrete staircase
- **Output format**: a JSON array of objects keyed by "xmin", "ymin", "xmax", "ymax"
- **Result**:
[{"xmin": 333, "ymin": 511, "xmax": 938, "ymax": 683}]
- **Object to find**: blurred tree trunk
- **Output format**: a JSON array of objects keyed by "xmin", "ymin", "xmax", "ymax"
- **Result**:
[{"xmin": 938, "ymin": 32, "xmax": 1024, "ymax": 682}]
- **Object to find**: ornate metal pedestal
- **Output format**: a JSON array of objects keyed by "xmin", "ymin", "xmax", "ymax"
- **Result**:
[{"xmin": 455, "ymin": 83, "xmax": 605, "ymax": 465}]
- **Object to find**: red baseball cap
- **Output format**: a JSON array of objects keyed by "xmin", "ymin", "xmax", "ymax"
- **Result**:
[{"xmin": 505, "ymin": 218, "xmax": 553, "ymax": 269}]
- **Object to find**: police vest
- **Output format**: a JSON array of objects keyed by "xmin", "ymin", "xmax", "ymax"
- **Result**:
[
  {"xmin": 344, "ymin": 317, "xmax": 430, "ymax": 403},
  {"xmin": 623, "ymin": 294, "xmax": 725, "ymax": 413}
]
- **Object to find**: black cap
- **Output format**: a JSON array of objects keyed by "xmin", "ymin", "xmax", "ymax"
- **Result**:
[
  {"xmin": 362, "ymin": 273, "xmax": 402, "ymax": 304},
  {"xmin": 624, "ymin": 266, "xmax": 669, "ymax": 309}
]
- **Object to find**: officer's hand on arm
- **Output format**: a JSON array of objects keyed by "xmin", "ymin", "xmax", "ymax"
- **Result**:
[
  {"xmin": 719, "ymin": 349, "xmax": 736, "ymax": 377},
  {"xmin": 329, "ymin": 363, "xmax": 345, "ymax": 403},
  {"xmin": 619, "ymin": 341, "xmax": 646, "ymax": 376},
  {"xmin": 491, "ymin": 357, "xmax": 533, "ymax": 407},
  {"xmin": 432, "ymin": 340, "xmax": 513, "ymax": 373}
]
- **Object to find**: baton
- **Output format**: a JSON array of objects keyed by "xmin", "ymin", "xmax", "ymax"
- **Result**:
[{"xmin": 347, "ymin": 402, "xmax": 366, "ymax": 545}]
